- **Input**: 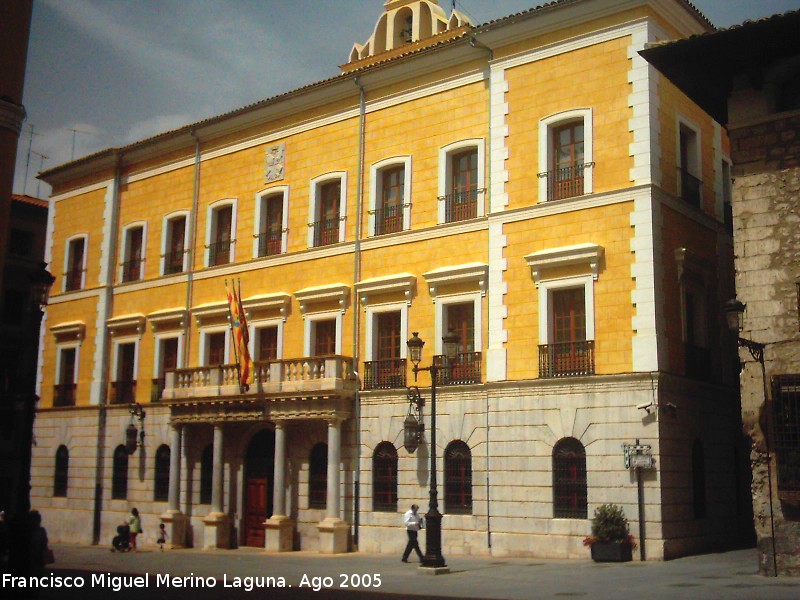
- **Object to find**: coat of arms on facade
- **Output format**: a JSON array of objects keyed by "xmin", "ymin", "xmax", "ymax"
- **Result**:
[{"xmin": 265, "ymin": 143, "xmax": 286, "ymax": 183}]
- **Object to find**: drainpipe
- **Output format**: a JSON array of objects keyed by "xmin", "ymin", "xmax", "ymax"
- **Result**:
[
  {"xmin": 184, "ymin": 131, "xmax": 201, "ymax": 366},
  {"xmin": 352, "ymin": 77, "xmax": 366, "ymax": 549},
  {"xmin": 92, "ymin": 152, "xmax": 123, "ymax": 544},
  {"xmin": 470, "ymin": 34, "xmax": 494, "ymax": 552}
]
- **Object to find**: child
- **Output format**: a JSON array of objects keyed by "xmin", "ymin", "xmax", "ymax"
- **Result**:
[{"xmin": 157, "ymin": 523, "xmax": 168, "ymax": 551}]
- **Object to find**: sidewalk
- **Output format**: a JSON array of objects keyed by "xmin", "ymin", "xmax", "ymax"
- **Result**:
[{"xmin": 26, "ymin": 544, "xmax": 800, "ymax": 600}]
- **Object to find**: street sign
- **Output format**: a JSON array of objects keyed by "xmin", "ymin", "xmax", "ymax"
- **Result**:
[{"xmin": 623, "ymin": 443, "xmax": 654, "ymax": 469}]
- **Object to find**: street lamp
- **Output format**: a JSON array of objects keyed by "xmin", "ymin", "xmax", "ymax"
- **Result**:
[
  {"xmin": 405, "ymin": 329, "xmax": 459, "ymax": 571},
  {"xmin": 723, "ymin": 298, "xmax": 777, "ymax": 577},
  {"xmin": 126, "ymin": 402, "xmax": 146, "ymax": 454}
]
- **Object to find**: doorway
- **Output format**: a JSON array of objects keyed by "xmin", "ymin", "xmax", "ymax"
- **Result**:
[{"xmin": 244, "ymin": 428, "xmax": 275, "ymax": 547}]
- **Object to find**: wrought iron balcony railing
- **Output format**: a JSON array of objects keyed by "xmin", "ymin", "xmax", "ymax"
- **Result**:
[
  {"xmin": 539, "ymin": 341, "xmax": 595, "ymax": 378},
  {"xmin": 109, "ymin": 380, "xmax": 137, "ymax": 405},
  {"xmin": 538, "ymin": 162, "xmax": 590, "ymax": 202},
  {"xmin": 433, "ymin": 352, "xmax": 482, "ymax": 385},
  {"xmin": 53, "ymin": 384, "xmax": 76, "ymax": 407},
  {"xmin": 679, "ymin": 167, "xmax": 702, "ymax": 208},
  {"xmin": 256, "ymin": 228, "xmax": 283, "ymax": 257},
  {"xmin": 363, "ymin": 358, "xmax": 407, "ymax": 390},
  {"xmin": 64, "ymin": 268, "xmax": 85, "ymax": 291},
  {"xmin": 151, "ymin": 377, "xmax": 166, "ymax": 403},
  {"xmin": 207, "ymin": 239, "xmax": 232, "ymax": 266},
  {"xmin": 120, "ymin": 257, "xmax": 142, "ymax": 282},
  {"xmin": 164, "ymin": 250, "xmax": 185, "ymax": 275},
  {"xmin": 372, "ymin": 205, "xmax": 404, "ymax": 236},
  {"xmin": 440, "ymin": 187, "xmax": 481, "ymax": 223},
  {"xmin": 311, "ymin": 217, "xmax": 341, "ymax": 247}
]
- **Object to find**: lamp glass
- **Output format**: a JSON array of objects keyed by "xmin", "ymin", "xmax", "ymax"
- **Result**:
[
  {"xmin": 407, "ymin": 332, "xmax": 424, "ymax": 366},
  {"xmin": 442, "ymin": 327, "xmax": 459, "ymax": 360},
  {"xmin": 724, "ymin": 299, "xmax": 745, "ymax": 333}
]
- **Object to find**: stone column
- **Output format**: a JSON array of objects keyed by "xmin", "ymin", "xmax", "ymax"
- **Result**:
[
  {"xmin": 318, "ymin": 418, "xmax": 348, "ymax": 553},
  {"xmin": 160, "ymin": 423, "xmax": 188, "ymax": 547},
  {"xmin": 203, "ymin": 422, "xmax": 230, "ymax": 549},
  {"xmin": 265, "ymin": 421, "xmax": 293, "ymax": 552}
]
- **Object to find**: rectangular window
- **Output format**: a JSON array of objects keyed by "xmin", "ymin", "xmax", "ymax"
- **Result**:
[
  {"xmin": 679, "ymin": 123, "xmax": 701, "ymax": 208},
  {"xmin": 54, "ymin": 348, "xmax": 77, "ymax": 407},
  {"xmin": 313, "ymin": 319, "xmax": 337, "ymax": 356},
  {"xmin": 314, "ymin": 182, "xmax": 341, "ymax": 247},
  {"xmin": 207, "ymin": 332, "xmax": 227, "ymax": 365},
  {"xmin": 446, "ymin": 149, "xmax": 478, "ymax": 222},
  {"xmin": 121, "ymin": 226, "xmax": 143, "ymax": 282},
  {"xmin": 65, "ymin": 238, "xmax": 85, "ymax": 291},
  {"xmin": 540, "ymin": 288, "xmax": 594, "ymax": 378},
  {"xmin": 111, "ymin": 342, "xmax": 136, "ymax": 404},
  {"xmin": 365, "ymin": 312, "xmax": 405, "ymax": 389},
  {"xmin": 165, "ymin": 216, "xmax": 186, "ymax": 275},
  {"xmin": 257, "ymin": 327, "xmax": 278, "ymax": 361},
  {"xmin": 258, "ymin": 194, "xmax": 284, "ymax": 257},
  {"xmin": 376, "ymin": 167, "xmax": 404, "ymax": 235},
  {"xmin": 210, "ymin": 205, "xmax": 233, "ymax": 266},
  {"xmin": 549, "ymin": 122, "xmax": 585, "ymax": 201},
  {"xmin": 773, "ymin": 375, "xmax": 800, "ymax": 497},
  {"xmin": 152, "ymin": 337, "xmax": 178, "ymax": 402}
]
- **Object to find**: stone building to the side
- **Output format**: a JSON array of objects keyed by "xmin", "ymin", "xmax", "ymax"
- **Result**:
[
  {"xmin": 642, "ymin": 9, "xmax": 800, "ymax": 575},
  {"xmin": 33, "ymin": 0, "xmax": 752, "ymax": 561}
]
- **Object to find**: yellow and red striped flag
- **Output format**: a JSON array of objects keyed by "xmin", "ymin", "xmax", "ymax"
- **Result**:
[{"xmin": 226, "ymin": 280, "xmax": 253, "ymax": 390}]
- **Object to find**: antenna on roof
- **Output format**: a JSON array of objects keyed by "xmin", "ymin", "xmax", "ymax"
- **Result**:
[
  {"xmin": 32, "ymin": 151, "xmax": 49, "ymax": 198},
  {"xmin": 68, "ymin": 128, "xmax": 94, "ymax": 161}
]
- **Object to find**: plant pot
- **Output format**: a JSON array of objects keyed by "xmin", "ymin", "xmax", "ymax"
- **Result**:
[{"xmin": 590, "ymin": 541, "xmax": 633, "ymax": 563}]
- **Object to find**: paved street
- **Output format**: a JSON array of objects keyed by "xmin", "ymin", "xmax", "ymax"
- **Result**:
[{"xmin": 3, "ymin": 543, "xmax": 795, "ymax": 600}]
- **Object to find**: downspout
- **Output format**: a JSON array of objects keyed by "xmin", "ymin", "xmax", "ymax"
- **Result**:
[
  {"xmin": 184, "ymin": 131, "xmax": 201, "ymax": 366},
  {"xmin": 470, "ymin": 35, "xmax": 494, "ymax": 552},
  {"xmin": 92, "ymin": 152, "xmax": 123, "ymax": 544},
  {"xmin": 352, "ymin": 76, "xmax": 366, "ymax": 549}
]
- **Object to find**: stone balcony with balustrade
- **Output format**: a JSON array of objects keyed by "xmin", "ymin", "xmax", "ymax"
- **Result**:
[{"xmin": 161, "ymin": 356, "xmax": 357, "ymax": 402}]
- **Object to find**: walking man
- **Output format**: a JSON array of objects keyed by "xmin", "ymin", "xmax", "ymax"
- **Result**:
[{"xmin": 401, "ymin": 504, "xmax": 424, "ymax": 563}]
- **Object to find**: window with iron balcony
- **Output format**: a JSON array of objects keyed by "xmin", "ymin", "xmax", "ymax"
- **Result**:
[
  {"xmin": 541, "ymin": 121, "xmax": 586, "ymax": 202},
  {"xmin": 64, "ymin": 236, "xmax": 86, "ymax": 291},
  {"xmin": 121, "ymin": 225, "xmax": 144, "ymax": 283},
  {"xmin": 208, "ymin": 204, "xmax": 234, "ymax": 266},
  {"xmin": 312, "ymin": 180, "xmax": 342, "ymax": 247},
  {"xmin": 256, "ymin": 192, "xmax": 285, "ymax": 257},
  {"xmin": 374, "ymin": 166, "xmax": 405, "ymax": 235},
  {"xmin": 435, "ymin": 302, "xmax": 481, "ymax": 385},
  {"xmin": 539, "ymin": 287, "xmax": 595, "ymax": 378},
  {"xmin": 110, "ymin": 341, "xmax": 137, "ymax": 404},
  {"xmin": 163, "ymin": 214, "xmax": 187, "ymax": 275},
  {"xmin": 364, "ymin": 311, "xmax": 406, "ymax": 390},
  {"xmin": 443, "ymin": 148, "xmax": 478, "ymax": 222}
]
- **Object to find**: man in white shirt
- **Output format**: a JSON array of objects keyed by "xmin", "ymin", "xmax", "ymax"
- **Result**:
[{"xmin": 401, "ymin": 504, "xmax": 424, "ymax": 562}]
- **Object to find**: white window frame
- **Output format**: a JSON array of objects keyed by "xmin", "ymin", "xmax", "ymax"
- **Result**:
[
  {"xmin": 303, "ymin": 310, "xmax": 343, "ymax": 357},
  {"xmin": 253, "ymin": 186, "xmax": 289, "ymax": 257},
  {"xmin": 308, "ymin": 172, "xmax": 347, "ymax": 247},
  {"xmin": 676, "ymin": 115, "xmax": 703, "ymax": 203},
  {"xmin": 63, "ymin": 233, "xmax": 88, "ymax": 292},
  {"xmin": 111, "ymin": 336, "xmax": 140, "ymax": 383},
  {"xmin": 160, "ymin": 210, "xmax": 190, "ymax": 276},
  {"xmin": 538, "ymin": 108, "xmax": 594, "ymax": 202},
  {"xmin": 369, "ymin": 157, "xmax": 411, "ymax": 235},
  {"xmin": 55, "ymin": 343, "xmax": 80, "ymax": 386},
  {"xmin": 438, "ymin": 138, "xmax": 485, "ymax": 224},
  {"xmin": 119, "ymin": 221, "xmax": 147, "ymax": 283},
  {"xmin": 537, "ymin": 275, "xmax": 595, "ymax": 345},
  {"xmin": 249, "ymin": 318, "xmax": 285, "ymax": 361},
  {"xmin": 152, "ymin": 332, "xmax": 184, "ymax": 377},
  {"xmin": 434, "ymin": 292, "xmax": 482, "ymax": 356},
  {"xmin": 365, "ymin": 302, "xmax": 409, "ymax": 362},
  {"xmin": 199, "ymin": 326, "xmax": 231, "ymax": 366},
  {"xmin": 204, "ymin": 198, "xmax": 238, "ymax": 267}
]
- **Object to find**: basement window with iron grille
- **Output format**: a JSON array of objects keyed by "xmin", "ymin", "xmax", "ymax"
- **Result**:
[{"xmin": 773, "ymin": 375, "xmax": 800, "ymax": 501}]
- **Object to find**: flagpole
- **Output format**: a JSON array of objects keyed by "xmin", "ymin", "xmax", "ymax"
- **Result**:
[{"xmin": 225, "ymin": 279, "xmax": 245, "ymax": 394}]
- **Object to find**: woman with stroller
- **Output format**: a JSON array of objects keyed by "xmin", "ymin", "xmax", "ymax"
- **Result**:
[{"xmin": 128, "ymin": 508, "xmax": 141, "ymax": 551}]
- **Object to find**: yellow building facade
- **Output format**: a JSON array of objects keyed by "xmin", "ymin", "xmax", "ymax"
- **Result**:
[{"xmin": 33, "ymin": 0, "xmax": 750, "ymax": 560}]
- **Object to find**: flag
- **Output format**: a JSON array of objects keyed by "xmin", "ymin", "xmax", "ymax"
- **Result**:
[{"xmin": 226, "ymin": 280, "xmax": 253, "ymax": 390}]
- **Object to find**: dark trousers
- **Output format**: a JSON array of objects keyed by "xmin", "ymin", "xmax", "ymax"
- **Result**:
[{"xmin": 402, "ymin": 529, "xmax": 423, "ymax": 561}]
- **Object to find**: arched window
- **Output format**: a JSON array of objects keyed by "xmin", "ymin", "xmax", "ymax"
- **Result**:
[
  {"xmin": 444, "ymin": 440, "xmax": 472, "ymax": 514},
  {"xmin": 309, "ymin": 443, "xmax": 328, "ymax": 509},
  {"xmin": 553, "ymin": 437, "xmax": 587, "ymax": 518},
  {"xmin": 112, "ymin": 445, "xmax": 129, "ymax": 500},
  {"xmin": 692, "ymin": 439, "xmax": 707, "ymax": 518},
  {"xmin": 154, "ymin": 444, "xmax": 171, "ymax": 502},
  {"xmin": 54, "ymin": 445, "xmax": 69, "ymax": 497},
  {"xmin": 372, "ymin": 442, "xmax": 398, "ymax": 511},
  {"xmin": 200, "ymin": 444, "xmax": 213, "ymax": 505}
]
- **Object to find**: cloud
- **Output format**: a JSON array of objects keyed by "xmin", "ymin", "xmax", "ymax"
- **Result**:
[{"xmin": 123, "ymin": 113, "xmax": 197, "ymax": 146}]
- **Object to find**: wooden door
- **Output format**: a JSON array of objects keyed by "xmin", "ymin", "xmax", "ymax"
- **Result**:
[{"xmin": 244, "ymin": 477, "xmax": 268, "ymax": 547}]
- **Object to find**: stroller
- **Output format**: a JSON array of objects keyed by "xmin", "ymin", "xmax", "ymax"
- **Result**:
[{"xmin": 111, "ymin": 523, "xmax": 131, "ymax": 552}]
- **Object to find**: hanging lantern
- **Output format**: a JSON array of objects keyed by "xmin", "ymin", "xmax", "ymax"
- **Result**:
[
  {"xmin": 125, "ymin": 423, "xmax": 138, "ymax": 454},
  {"xmin": 404, "ymin": 411, "xmax": 421, "ymax": 453}
]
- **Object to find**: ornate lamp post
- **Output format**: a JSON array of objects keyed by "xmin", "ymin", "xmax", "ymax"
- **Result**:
[
  {"xmin": 8, "ymin": 262, "xmax": 54, "ymax": 579},
  {"xmin": 724, "ymin": 298, "xmax": 777, "ymax": 577},
  {"xmin": 125, "ymin": 402, "xmax": 146, "ymax": 454},
  {"xmin": 406, "ymin": 328, "xmax": 459, "ymax": 571}
]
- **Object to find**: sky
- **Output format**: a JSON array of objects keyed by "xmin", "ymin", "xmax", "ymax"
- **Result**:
[{"xmin": 13, "ymin": 0, "xmax": 800, "ymax": 198}]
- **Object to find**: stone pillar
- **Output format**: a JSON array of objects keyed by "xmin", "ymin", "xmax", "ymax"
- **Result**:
[
  {"xmin": 318, "ymin": 418, "xmax": 348, "ymax": 553},
  {"xmin": 160, "ymin": 424, "xmax": 188, "ymax": 547},
  {"xmin": 203, "ymin": 423, "xmax": 230, "ymax": 549},
  {"xmin": 265, "ymin": 421, "xmax": 293, "ymax": 552}
]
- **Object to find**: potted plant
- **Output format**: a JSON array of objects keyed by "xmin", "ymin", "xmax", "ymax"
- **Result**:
[{"xmin": 583, "ymin": 504, "xmax": 636, "ymax": 562}]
